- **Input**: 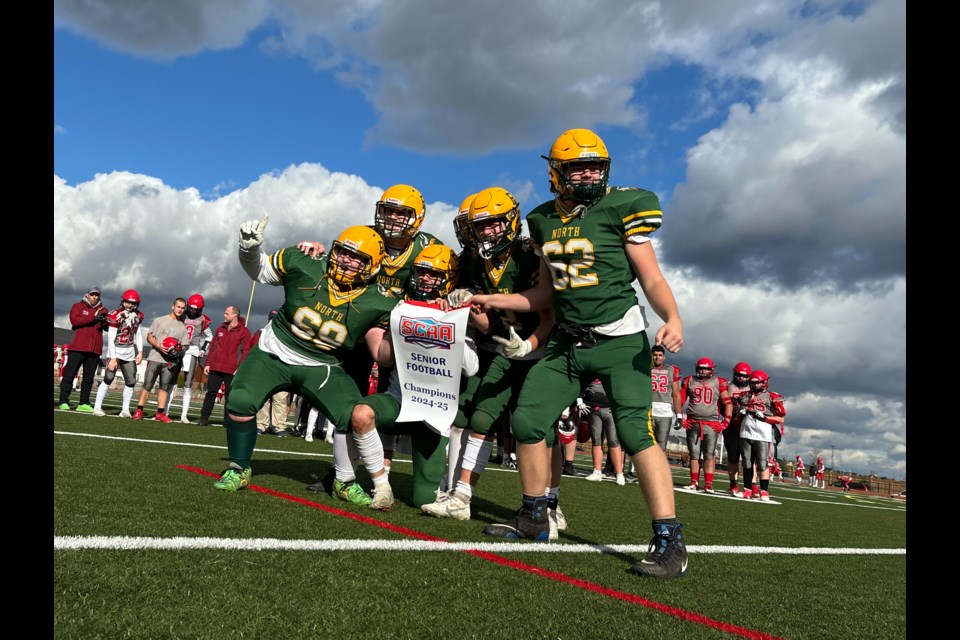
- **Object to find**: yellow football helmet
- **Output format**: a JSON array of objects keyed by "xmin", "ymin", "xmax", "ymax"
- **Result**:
[
  {"xmin": 454, "ymin": 192, "xmax": 478, "ymax": 250},
  {"xmin": 543, "ymin": 128, "xmax": 610, "ymax": 205},
  {"xmin": 408, "ymin": 244, "xmax": 460, "ymax": 301},
  {"xmin": 374, "ymin": 184, "xmax": 426, "ymax": 240},
  {"xmin": 468, "ymin": 187, "xmax": 521, "ymax": 259},
  {"xmin": 327, "ymin": 226, "xmax": 386, "ymax": 287}
]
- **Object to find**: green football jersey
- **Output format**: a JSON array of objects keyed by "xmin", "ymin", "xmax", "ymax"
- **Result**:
[
  {"xmin": 525, "ymin": 187, "xmax": 663, "ymax": 327},
  {"xmin": 375, "ymin": 229, "xmax": 439, "ymax": 297},
  {"xmin": 266, "ymin": 246, "xmax": 398, "ymax": 364},
  {"xmin": 463, "ymin": 238, "xmax": 542, "ymax": 341}
]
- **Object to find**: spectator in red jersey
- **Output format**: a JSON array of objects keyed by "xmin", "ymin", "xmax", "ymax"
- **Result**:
[
  {"xmin": 197, "ymin": 306, "xmax": 252, "ymax": 427},
  {"xmin": 58, "ymin": 287, "xmax": 108, "ymax": 413}
]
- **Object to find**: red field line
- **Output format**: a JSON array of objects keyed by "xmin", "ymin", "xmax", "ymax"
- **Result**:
[{"xmin": 180, "ymin": 464, "xmax": 782, "ymax": 640}]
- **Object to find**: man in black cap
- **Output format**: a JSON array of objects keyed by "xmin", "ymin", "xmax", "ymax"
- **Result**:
[{"xmin": 58, "ymin": 287, "xmax": 108, "ymax": 412}]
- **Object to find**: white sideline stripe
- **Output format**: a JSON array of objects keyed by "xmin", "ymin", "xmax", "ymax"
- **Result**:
[
  {"xmin": 54, "ymin": 536, "xmax": 906, "ymax": 555},
  {"xmin": 54, "ymin": 430, "xmax": 333, "ymax": 459}
]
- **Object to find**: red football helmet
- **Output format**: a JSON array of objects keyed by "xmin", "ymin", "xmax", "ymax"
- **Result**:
[
  {"xmin": 750, "ymin": 370, "xmax": 769, "ymax": 392},
  {"xmin": 558, "ymin": 416, "xmax": 576, "ymax": 444},
  {"xmin": 576, "ymin": 420, "xmax": 591, "ymax": 443},
  {"xmin": 121, "ymin": 289, "xmax": 141, "ymax": 307},
  {"xmin": 733, "ymin": 361, "xmax": 751, "ymax": 379},
  {"xmin": 186, "ymin": 294, "xmax": 205, "ymax": 319},
  {"xmin": 696, "ymin": 357, "xmax": 715, "ymax": 378},
  {"xmin": 161, "ymin": 337, "xmax": 185, "ymax": 363}
]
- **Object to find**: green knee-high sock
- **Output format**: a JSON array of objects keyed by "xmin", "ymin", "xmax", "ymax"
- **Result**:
[
  {"xmin": 225, "ymin": 415, "xmax": 259, "ymax": 469},
  {"xmin": 411, "ymin": 430, "xmax": 446, "ymax": 508}
]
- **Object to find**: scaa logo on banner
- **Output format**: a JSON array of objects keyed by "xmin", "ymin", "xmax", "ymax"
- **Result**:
[{"xmin": 399, "ymin": 316, "xmax": 456, "ymax": 350}]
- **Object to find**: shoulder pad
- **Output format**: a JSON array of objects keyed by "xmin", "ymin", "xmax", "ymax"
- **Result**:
[{"xmin": 106, "ymin": 309, "xmax": 124, "ymax": 327}]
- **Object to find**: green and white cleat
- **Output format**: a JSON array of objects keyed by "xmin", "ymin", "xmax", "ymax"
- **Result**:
[
  {"xmin": 214, "ymin": 464, "xmax": 252, "ymax": 492},
  {"xmin": 333, "ymin": 479, "xmax": 372, "ymax": 506}
]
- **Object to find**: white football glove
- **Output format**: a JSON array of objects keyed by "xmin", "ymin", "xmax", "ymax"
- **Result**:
[
  {"xmin": 239, "ymin": 213, "xmax": 270, "ymax": 250},
  {"xmin": 575, "ymin": 397, "xmax": 590, "ymax": 416},
  {"xmin": 492, "ymin": 326, "xmax": 532, "ymax": 359},
  {"xmin": 446, "ymin": 288, "xmax": 475, "ymax": 308}
]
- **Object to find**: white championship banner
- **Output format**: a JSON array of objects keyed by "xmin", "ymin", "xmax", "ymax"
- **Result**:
[{"xmin": 392, "ymin": 300, "xmax": 470, "ymax": 435}]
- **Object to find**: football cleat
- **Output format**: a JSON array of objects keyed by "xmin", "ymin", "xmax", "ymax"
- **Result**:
[
  {"xmin": 759, "ymin": 490, "xmax": 771, "ymax": 502},
  {"xmin": 585, "ymin": 471, "xmax": 604, "ymax": 482},
  {"xmin": 551, "ymin": 506, "xmax": 568, "ymax": 532},
  {"xmin": 483, "ymin": 508, "xmax": 550, "ymax": 541},
  {"xmin": 704, "ymin": 483, "xmax": 715, "ymax": 494},
  {"xmin": 629, "ymin": 522, "xmax": 688, "ymax": 579},
  {"xmin": 153, "ymin": 412, "xmax": 173, "ymax": 424},
  {"xmin": 370, "ymin": 483, "xmax": 395, "ymax": 511},
  {"xmin": 684, "ymin": 483, "xmax": 699, "ymax": 491},
  {"xmin": 742, "ymin": 489, "xmax": 753, "ymax": 500},
  {"xmin": 179, "ymin": 416, "xmax": 192, "ymax": 424},
  {"xmin": 92, "ymin": 408, "xmax": 106, "ymax": 417},
  {"xmin": 118, "ymin": 410, "xmax": 132, "ymax": 418},
  {"xmin": 59, "ymin": 403, "xmax": 71, "ymax": 411},
  {"xmin": 214, "ymin": 465, "xmax": 251, "ymax": 492},
  {"xmin": 131, "ymin": 409, "xmax": 144, "ymax": 420},
  {"xmin": 421, "ymin": 491, "xmax": 471, "ymax": 521},
  {"xmin": 616, "ymin": 474, "xmax": 626, "ymax": 486},
  {"xmin": 76, "ymin": 404, "xmax": 94, "ymax": 413},
  {"xmin": 333, "ymin": 479, "xmax": 372, "ymax": 506}
]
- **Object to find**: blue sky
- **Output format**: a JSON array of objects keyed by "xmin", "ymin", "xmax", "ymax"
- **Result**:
[{"xmin": 53, "ymin": 0, "xmax": 905, "ymax": 479}]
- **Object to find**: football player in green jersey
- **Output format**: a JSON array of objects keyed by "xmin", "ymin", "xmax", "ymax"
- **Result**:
[
  {"xmin": 297, "ymin": 185, "xmax": 440, "ymax": 473},
  {"xmin": 420, "ymin": 187, "xmax": 555, "ymax": 528},
  {"xmin": 470, "ymin": 129, "xmax": 688, "ymax": 578},
  {"xmin": 348, "ymin": 243, "xmax": 480, "ymax": 509},
  {"xmin": 214, "ymin": 217, "xmax": 398, "ymax": 511}
]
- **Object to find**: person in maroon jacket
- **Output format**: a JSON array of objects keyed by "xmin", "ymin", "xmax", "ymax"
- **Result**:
[
  {"xmin": 197, "ymin": 306, "xmax": 252, "ymax": 426},
  {"xmin": 58, "ymin": 286, "xmax": 108, "ymax": 412}
]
